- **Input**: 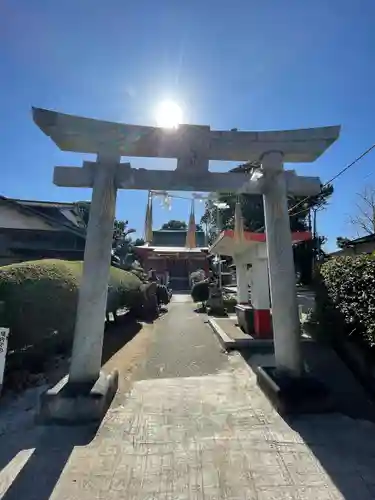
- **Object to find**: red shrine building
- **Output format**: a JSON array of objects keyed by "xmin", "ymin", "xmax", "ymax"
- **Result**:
[{"xmin": 134, "ymin": 230, "xmax": 209, "ymax": 290}]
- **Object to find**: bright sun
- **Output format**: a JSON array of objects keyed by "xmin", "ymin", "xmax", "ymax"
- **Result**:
[{"xmin": 155, "ymin": 100, "xmax": 183, "ymax": 129}]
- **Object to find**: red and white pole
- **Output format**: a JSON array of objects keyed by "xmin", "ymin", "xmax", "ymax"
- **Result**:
[{"xmin": 250, "ymin": 257, "xmax": 272, "ymax": 338}]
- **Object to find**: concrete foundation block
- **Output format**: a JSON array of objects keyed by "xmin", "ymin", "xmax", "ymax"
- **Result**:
[
  {"xmin": 235, "ymin": 304, "xmax": 254, "ymax": 335},
  {"xmin": 256, "ymin": 365, "xmax": 334, "ymax": 415},
  {"xmin": 37, "ymin": 370, "xmax": 119, "ymax": 425}
]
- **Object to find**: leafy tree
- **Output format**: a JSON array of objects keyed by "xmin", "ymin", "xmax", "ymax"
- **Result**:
[
  {"xmin": 161, "ymin": 219, "xmax": 203, "ymax": 231},
  {"xmin": 201, "ymin": 180, "xmax": 334, "ymax": 285},
  {"xmin": 111, "ymin": 219, "xmax": 137, "ymax": 267},
  {"xmin": 134, "ymin": 237, "xmax": 145, "ymax": 246},
  {"xmin": 161, "ymin": 220, "xmax": 187, "ymax": 230},
  {"xmin": 74, "ymin": 201, "xmax": 91, "ymax": 227},
  {"xmin": 73, "ymin": 202, "xmax": 142, "ymax": 269},
  {"xmin": 336, "ymin": 236, "xmax": 352, "ymax": 249}
]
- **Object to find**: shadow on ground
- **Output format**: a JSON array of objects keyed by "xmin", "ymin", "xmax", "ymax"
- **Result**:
[
  {"xmin": 102, "ymin": 313, "xmax": 143, "ymax": 364},
  {"xmin": 241, "ymin": 341, "xmax": 375, "ymax": 499},
  {"xmin": 287, "ymin": 414, "xmax": 375, "ymax": 499},
  {"xmin": 0, "ymin": 424, "xmax": 97, "ymax": 500},
  {"xmin": 241, "ymin": 340, "xmax": 375, "ymax": 422},
  {"xmin": 0, "ymin": 313, "xmax": 147, "ymax": 499}
]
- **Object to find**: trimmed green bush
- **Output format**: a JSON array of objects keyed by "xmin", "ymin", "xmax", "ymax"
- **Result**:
[
  {"xmin": 317, "ymin": 254, "xmax": 375, "ymax": 347},
  {"xmin": 223, "ymin": 294, "xmax": 237, "ymax": 313},
  {"xmin": 156, "ymin": 284, "xmax": 170, "ymax": 305},
  {"xmin": 0, "ymin": 259, "xmax": 142, "ymax": 351},
  {"xmin": 191, "ymin": 280, "xmax": 209, "ymax": 303},
  {"xmin": 190, "ymin": 269, "xmax": 206, "ymax": 288}
]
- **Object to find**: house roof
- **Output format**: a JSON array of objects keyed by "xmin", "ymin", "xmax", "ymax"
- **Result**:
[
  {"xmin": 0, "ymin": 196, "xmax": 86, "ymax": 239},
  {"xmin": 330, "ymin": 233, "xmax": 375, "ymax": 255},
  {"xmin": 349, "ymin": 233, "xmax": 375, "ymax": 245}
]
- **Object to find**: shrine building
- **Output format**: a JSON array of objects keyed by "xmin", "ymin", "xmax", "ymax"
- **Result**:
[{"xmin": 134, "ymin": 229, "xmax": 209, "ymax": 290}]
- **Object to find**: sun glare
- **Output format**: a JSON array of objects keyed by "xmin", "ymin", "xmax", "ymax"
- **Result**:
[{"xmin": 155, "ymin": 100, "xmax": 183, "ymax": 129}]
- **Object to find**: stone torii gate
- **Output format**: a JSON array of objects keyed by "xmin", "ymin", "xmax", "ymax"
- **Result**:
[{"xmin": 32, "ymin": 108, "xmax": 340, "ymax": 423}]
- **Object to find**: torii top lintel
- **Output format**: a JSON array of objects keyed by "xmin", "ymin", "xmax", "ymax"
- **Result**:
[{"xmin": 32, "ymin": 108, "xmax": 340, "ymax": 163}]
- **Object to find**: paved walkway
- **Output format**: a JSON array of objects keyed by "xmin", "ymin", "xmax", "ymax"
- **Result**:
[
  {"xmin": 134, "ymin": 294, "xmax": 228, "ymax": 381},
  {"xmin": 1, "ymin": 296, "xmax": 375, "ymax": 499}
]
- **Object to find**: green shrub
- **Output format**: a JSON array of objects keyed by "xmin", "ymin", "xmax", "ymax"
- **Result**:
[
  {"xmin": 223, "ymin": 294, "xmax": 237, "ymax": 313},
  {"xmin": 156, "ymin": 284, "xmax": 170, "ymax": 305},
  {"xmin": 0, "ymin": 259, "xmax": 142, "ymax": 351},
  {"xmin": 191, "ymin": 280, "xmax": 209, "ymax": 303},
  {"xmin": 107, "ymin": 265, "xmax": 143, "ymax": 312},
  {"xmin": 190, "ymin": 270, "xmax": 206, "ymax": 288},
  {"xmin": 317, "ymin": 255, "xmax": 375, "ymax": 347}
]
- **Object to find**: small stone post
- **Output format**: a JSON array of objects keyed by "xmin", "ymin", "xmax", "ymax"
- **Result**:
[
  {"xmin": 262, "ymin": 152, "xmax": 302, "ymax": 376},
  {"xmin": 69, "ymin": 154, "xmax": 119, "ymax": 385}
]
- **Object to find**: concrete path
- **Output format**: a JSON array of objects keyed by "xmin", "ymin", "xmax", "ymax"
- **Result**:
[
  {"xmin": 134, "ymin": 294, "xmax": 229, "ymax": 380},
  {"xmin": 1, "ymin": 295, "xmax": 375, "ymax": 499}
]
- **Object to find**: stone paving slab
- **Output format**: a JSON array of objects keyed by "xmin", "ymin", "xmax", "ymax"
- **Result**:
[
  {"xmin": 134, "ymin": 298, "xmax": 229, "ymax": 380},
  {"xmin": 2, "ymin": 354, "xmax": 375, "ymax": 499},
  {"xmin": 1, "ymin": 298, "xmax": 375, "ymax": 499},
  {"xmin": 208, "ymin": 316, "xmax": 273, "ymax": 351}
]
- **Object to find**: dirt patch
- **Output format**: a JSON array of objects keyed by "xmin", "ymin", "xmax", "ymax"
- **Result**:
[{"xmin": 0, "ymin": 316, "xmax": 156, "ymax": 432}]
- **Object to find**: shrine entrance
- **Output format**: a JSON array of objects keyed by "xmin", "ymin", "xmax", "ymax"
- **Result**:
[
  {"xmin": 168, "ymin": 258, "xmax": 188, "ymax": 290},
  {"xmin": 32, "ymin": 106, "xmax": 340, "ymax": 424}
]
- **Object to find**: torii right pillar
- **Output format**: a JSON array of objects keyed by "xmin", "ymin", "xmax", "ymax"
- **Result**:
[{"xmin": 262, "ymin": 151, "xmax": 302, "ymax": 376}]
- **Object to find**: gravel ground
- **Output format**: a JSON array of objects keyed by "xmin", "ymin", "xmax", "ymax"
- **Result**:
[{"xmin": 135, "ymin": 294, "xmax": 229, "ymax": 380}]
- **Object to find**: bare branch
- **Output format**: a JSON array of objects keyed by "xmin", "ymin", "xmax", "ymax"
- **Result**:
[{"xmin": 348, "ymin": 185, "xmax": 375, "ymax": 236}]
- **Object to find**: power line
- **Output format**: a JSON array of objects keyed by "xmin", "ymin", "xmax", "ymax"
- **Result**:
[
  {"xmin": 150, "ymin": 142, "xmax": 375, "ymax": 223},
  {"xmin": 255, "ymin": 142, "xmax": 375, "ymax": 233},
  {"xmin": 288, "ymin": 142, "xmax": 375, "ymax": 217}
]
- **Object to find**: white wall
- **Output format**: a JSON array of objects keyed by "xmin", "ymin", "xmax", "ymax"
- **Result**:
[{"xmin": 0, "ymin": 205, "xmax": 56, "ymax": 231}]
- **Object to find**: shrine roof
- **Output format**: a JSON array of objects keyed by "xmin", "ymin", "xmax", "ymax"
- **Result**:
[{"xmin": 151, "ymin": 230, "xmax": 206, "ymax": 248}]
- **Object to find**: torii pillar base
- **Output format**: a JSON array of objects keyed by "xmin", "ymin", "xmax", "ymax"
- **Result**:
[
  {"xmin": 37, "ymin": 370, "xmax": 119, "ymax": 425},
  {"xmin": 256, "ymin": 366, "xmax": 333, "ymax": 416}
]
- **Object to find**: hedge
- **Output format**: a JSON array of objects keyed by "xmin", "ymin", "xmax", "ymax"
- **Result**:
[
  {"xmin": 0, "ymin": 259, "xmax": 142, "ymax": 351},
  {"xmin": 316, "ymin": 254, "xmax": 375, "ymax": 347},
  {"xmin": 223, "ymin": 294, "xmax": 237, "ymax": 313},
  {"xmin": 191, "ymin": 280, "xmax": 209, "ymax": 303},
  {"xmin": 156, "ymin": 284, "xmax": 170, "ymax": 305}
]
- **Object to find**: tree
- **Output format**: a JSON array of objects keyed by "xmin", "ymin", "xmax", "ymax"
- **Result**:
[
  {"xmin": 134, "ymin": 237, "xmax": 145, "ymax": 246},
  {"xmin": 73, "ymin": 201, "xmax": 91, "ymax": 227},
  {"xmin": 111, "ymin": 219, "xmax": 137, "ymax": 267},
  {"xmin": 201, "ymin": 180, "xmax": 334, "ymax": 285},
  {"xmin": 161, "ymin": 220, "xmax": 203, "ymax": 231},
  {"xmin": 73, "ymin": 202, "xmax": 142, "ymax": 268},
  {"xmin": 161, "ymin": 220, "xmax": 187, "ymax": 230},
  {"xmin": 348, "ymin": 185, "xmax": 375, "ymax": 236},
  {"xmin": 336, "ymin": 236, "xmax": 352, "ymax": 249}
]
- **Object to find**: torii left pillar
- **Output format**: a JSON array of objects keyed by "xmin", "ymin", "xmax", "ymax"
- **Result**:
[{"xmin": 39, "ymin": 153, "xmax": 120, "ymax": 424}]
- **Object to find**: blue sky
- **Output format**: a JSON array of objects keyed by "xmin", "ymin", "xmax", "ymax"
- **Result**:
[{"xmin": 1, "ymin": 0, "xmax": 375, "ymax": 250}]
